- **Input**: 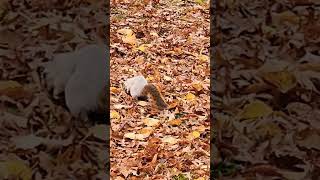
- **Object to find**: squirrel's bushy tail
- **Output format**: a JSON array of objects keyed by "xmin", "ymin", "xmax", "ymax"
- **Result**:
[{"xmin": 143, "ymin": 84, "xmax": 168, "ymax": 110}]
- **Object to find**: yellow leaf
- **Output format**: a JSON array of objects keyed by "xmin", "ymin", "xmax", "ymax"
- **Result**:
[
  {"xmin": 117, "ymin": 28, "xmax": 137, "ymax": 46},
  {"xmin": 0, "ymin": 80, "xmax": 21, "ymax": 90},
  {"xmin": 122, "ymin": 34, "xmax": 137, "ymax": 46},
  {"xmin": 124, "ymin": 132, "xmax": 136, "ymax": 139},
  {"xmin": 161, "ymin": 136, "xmax": 178, "ymax": 144},
  {"xmin": 187, "ymin": 36, "xmax": 193, "ymax": 43},
  {"xmin": 195, "ymin": 0, "xmax": 206, "ymax": 5},
  {"xmin": 143, "ymin": 118, "xmax": 160, "ymax": 127},
  {"xmin": 195, "ymin": 178, "xmax": 206, "ymax": 180},
  {"xmin": 198, "ymin": 54, "xmax": 209, "ymax": 62},
  {"xmin": 185, "ymin": 93, "xmax": 196, "ymax": 100},
  {"xmin": 241, "ymin": 100, "xmax": 273, "ymax": 120},
  {"xmin": 263, "ymin": 70, "xmax": 297, "ymax": 93},
  {"xmin": 110, "ymin": 87, "xmax": 120, "ymax": 94},
  {"xmin": 192, "ymin": 131, "xmax": 200, "ymax": 138},
  {"xmin": 168, "ymin": 119, "xmax": 182, "ymax": 126},
  {"xmin": 110, "ymin": 110, "xmax": 120, "ymax": 119},
  {"xmin": 138, "ymin": 127, "xmax": 153, "ymax": 136},
  {"xmin": 135, "ymin": 44, "xmax": 150, "ymax": 52},
  {"xmin": 0, "ymin": 80, "xmax": 28, "ymax": 99},
  {"xmin": 192, "ymin": 82, "xmax": 204, "ymax": 91},
  {"xmin": 0, "ymin": 160, "xmax": 32, "ymax": 180},
  {"xmin": 196, "ymin": 125, "xmax": 206, "ymax": 133}
]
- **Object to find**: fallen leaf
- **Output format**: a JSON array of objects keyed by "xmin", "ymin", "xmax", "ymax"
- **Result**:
[
  {"xmin": 295, "ymin": 130, "xmax": 320, "ymax": 150},
  {"xmin": 113, "ymin": 104, "xmax": 129, "ymax": 109},
  {"xmin": 187, "ymin": 131, "xmax": 201, "ymax": 140},
  {"xmin": 163, "ymin": 75, "xmax": 172, "ymax": 81},
  {"xmin": 111, "ymin": 110, "xmax": 120, "ymax": 119},
  {"xmin": 138, "ymin": 101, "xmax": 148, "ymax": 106},
  {"xmin": 0, "ymin": 80, "xmax": 30, "ymax": 99},
  {"xmin": 168, "ymin": 119, "xmax": 182, "ymax": 126},
  {"xmin": 117, "ymin": 28, "xmax": 134, "ymax": 36},
  {"xmin": 192, "ymin": 82, "xmax": 204, "ymax": 91},
  {"xmin": 185, "ymin": 93, "xmax": 196, "ymax": 100},
  {"xmin": 240, "ymin": 100, "xmax": 273, "ymax": 120},
  {"xmin": 161, "ymin": 136, "xmax": 178, "ymax": 144},
  {"xmin": 198, "ymin": 54, "xmax": 209, "ymax": 62},
  {"xmin": 168, "ymin": 100, "xmax": 179, "ymax": 109},
  {"xmin": 192, "ymin": 131, "xmax": 200, "ymax": 138},
  {"xmin": 0, "ymin": 160, "xmax": 32, "ymax": 180},
  {"xmin": 11, "ymin": 135, "xmax": 43, "ymax": 149},
  {"xmin": 89, "ymin": 124, "xmax": 108, "ymax": 140},
  {"xmin": 263, "ymin": 70, "xmax": 297, "ymax": 93},
  {"xmin": 110, "ymin": 87, "xmax": 121, "ymax": 94},
  {"xmin": 135, "ymin": 44, "xmax": 150, "ymax": 52},
  {"xmin": 138, "ymin": 127, "xmax": 153, "ymax": 137},
  {"xmin": 124, "ymin": 132, "xmax": 136, "ymax": 140},
  {"xmin": 124, "ymin": 132, "xmax": 147, "ymax": 140},
  {"xmin": 143, "ymin": 118, "xmax": 160, "ymax": 127}
]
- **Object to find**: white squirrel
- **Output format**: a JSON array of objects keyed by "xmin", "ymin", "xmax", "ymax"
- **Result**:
[
  {"xmin": 124, "ymin": 76, "xmax": 168, "ymax": 110},
  {"xmin": 43, "ymin": 44, "xmax": 167, "ymax": 121},
  {"xmin": 43, "ymin": 44, "xmax": 108, "ymax": 120}
]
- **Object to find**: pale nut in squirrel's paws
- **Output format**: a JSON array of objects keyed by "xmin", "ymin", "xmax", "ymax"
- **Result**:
[{"xmin": 124, "ymin": 75, "xmax": 148, "ymax": 98}]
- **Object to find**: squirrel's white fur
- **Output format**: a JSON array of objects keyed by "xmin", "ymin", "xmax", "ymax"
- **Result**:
[
  {"xmin": 124, "ymin": 75, "xmax": 148, "ymax": 98},
  {"xmin": 43, "ymin": 52, "xmax": 77, "ymax": 99},
  {"xmin": 44, "ymin": 44, "xmax": 107, "ymax": 119}
]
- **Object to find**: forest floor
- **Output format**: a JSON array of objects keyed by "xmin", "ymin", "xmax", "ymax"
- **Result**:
[{"xmin": 110, "ymin": 0, "xmax": 210, "ymax": 179}]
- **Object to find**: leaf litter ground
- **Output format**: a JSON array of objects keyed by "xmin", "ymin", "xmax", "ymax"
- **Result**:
[{"xmin": 110, "ymin": 0, "xmax": 210, "ymax": 179}]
